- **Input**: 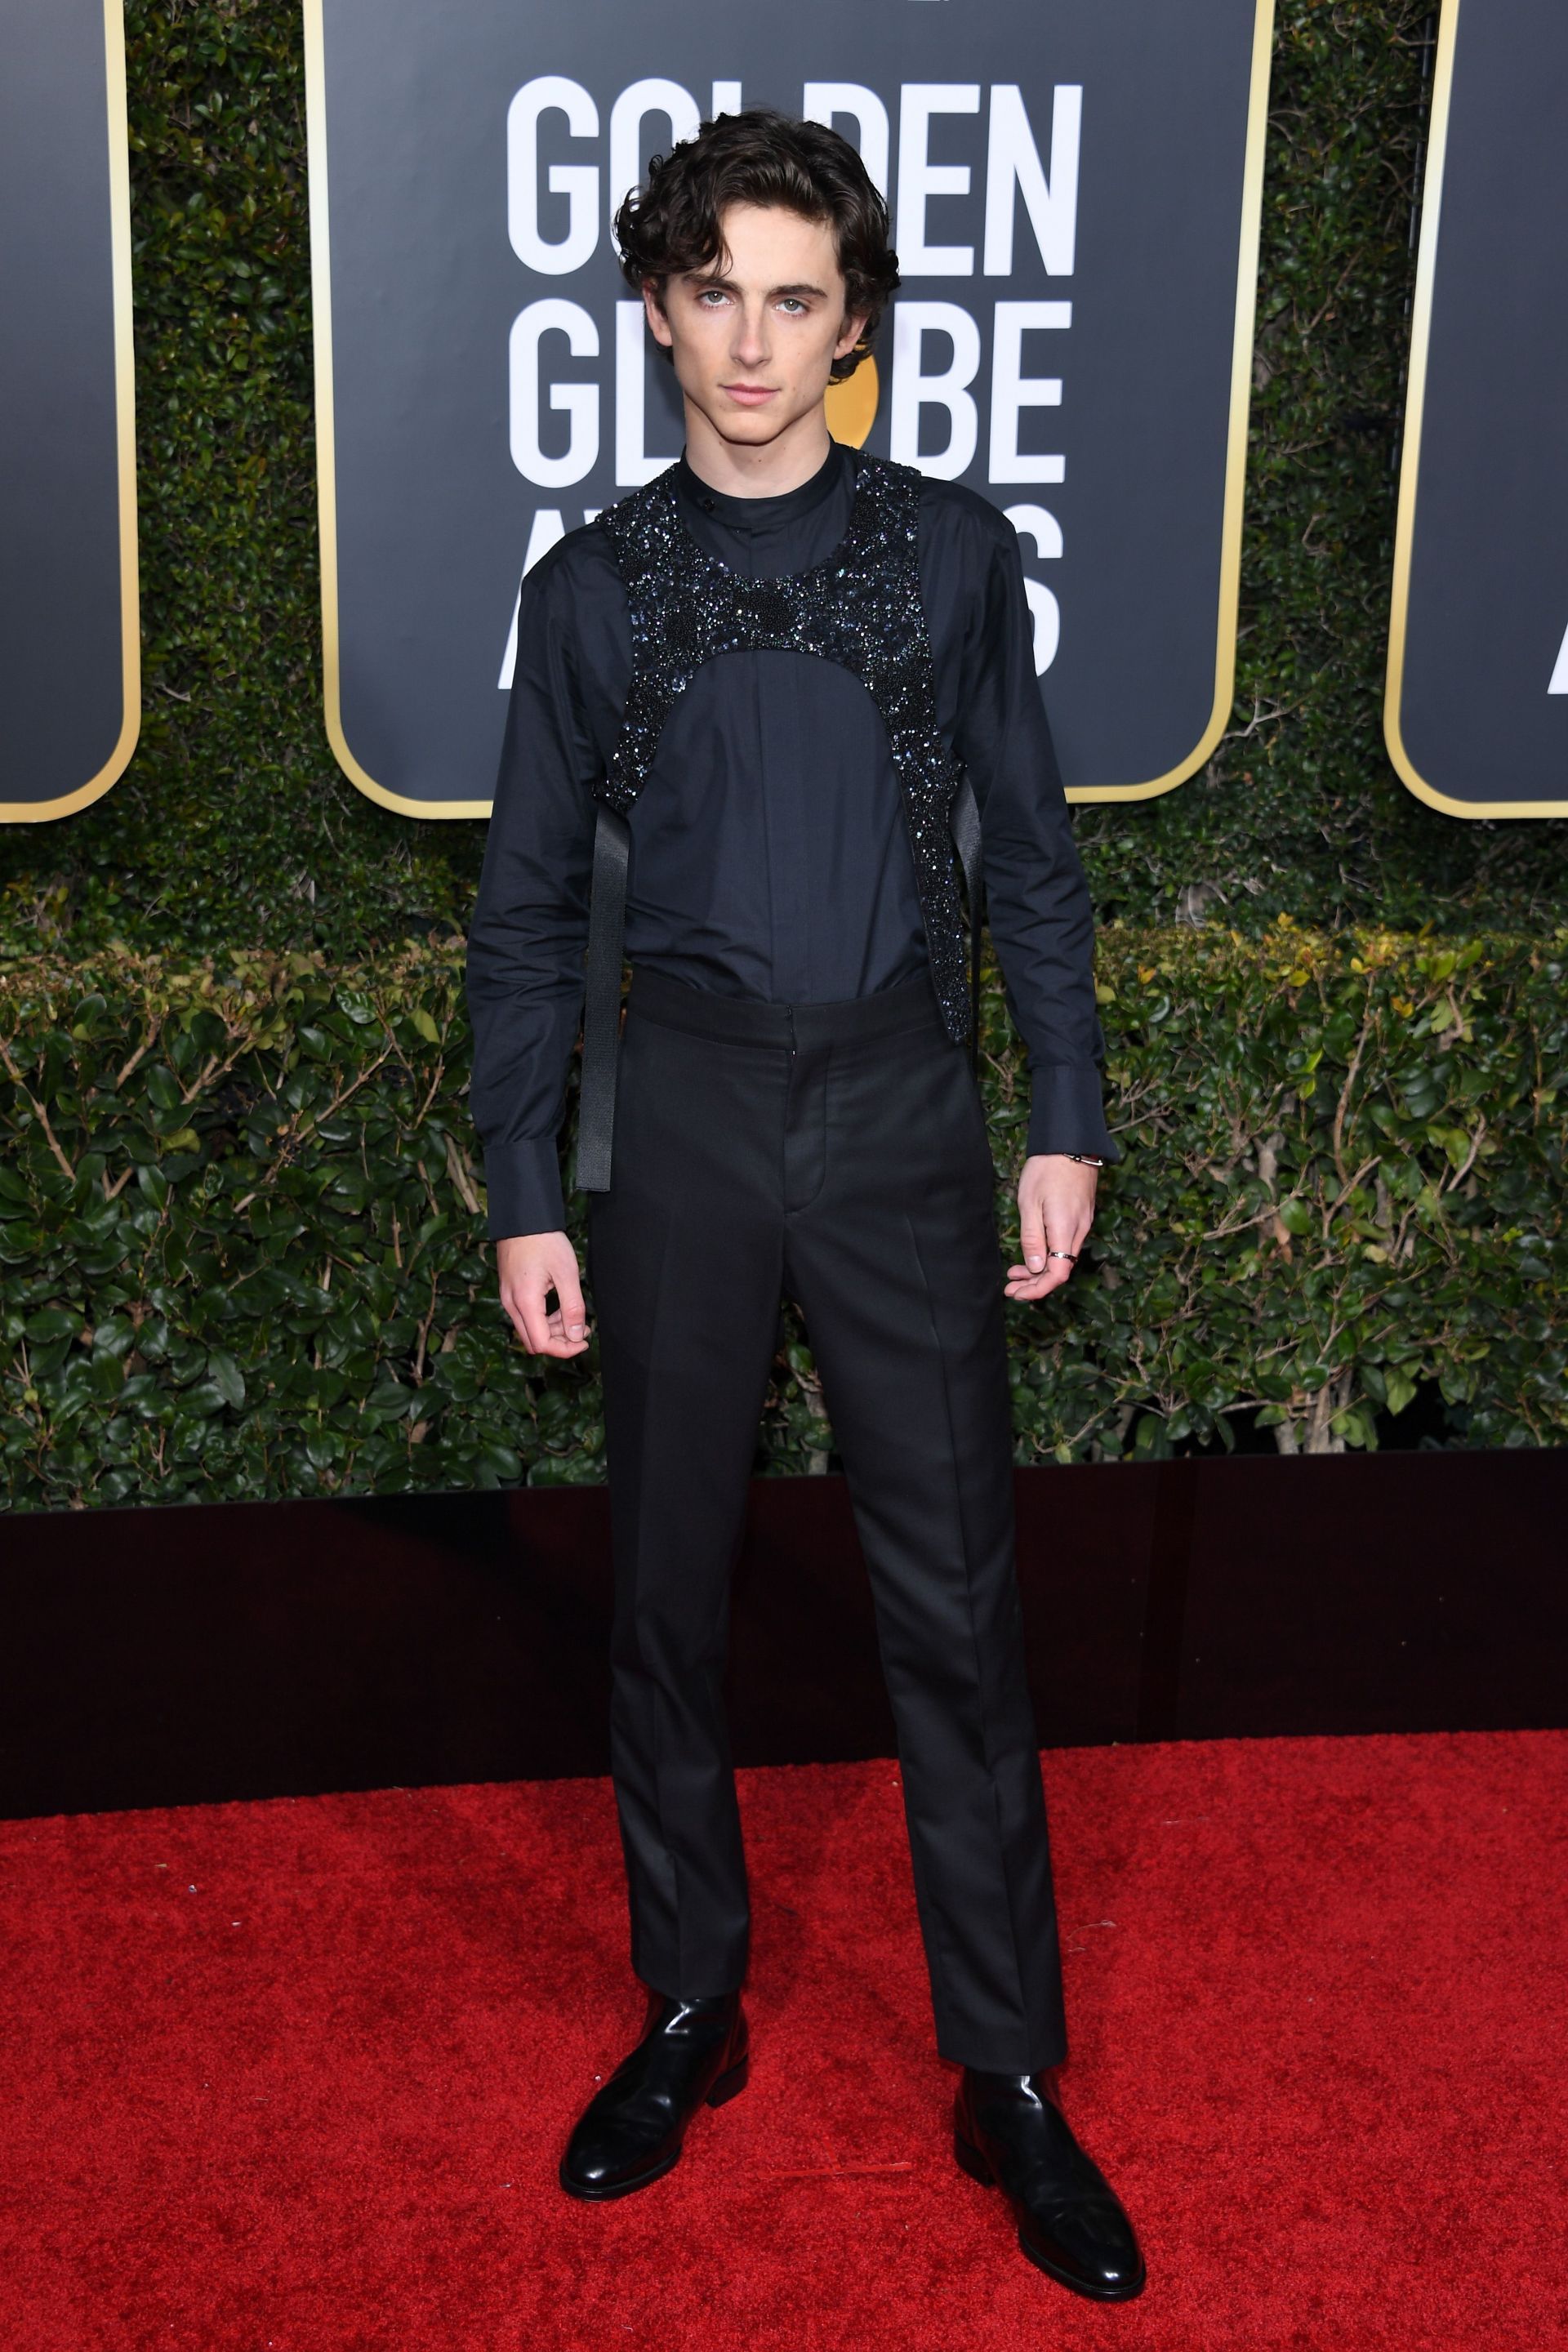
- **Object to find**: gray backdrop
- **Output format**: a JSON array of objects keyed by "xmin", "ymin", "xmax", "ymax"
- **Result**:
[
  {"xmin": 312, "ymin": 0, "xmax": 1269, "ymax": 812},
  {"xmin": 1392, "ymin": 0, "xmax": 1568, "ymax": 815},
  {"xmin": 0, "ymin": 0, "xmax": 134, "ymax": 817}
]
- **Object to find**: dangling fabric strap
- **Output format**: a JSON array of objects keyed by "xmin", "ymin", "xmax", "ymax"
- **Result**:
[
  {"xmin": 950, "ymin": 768, "xmax": 986, "ymax": 1074},
  {"xmin": 573, "ymin": 800, "xmax": 630, "ymax": 1193},
  {"xmin": 574, "ymin": 777, "xmax": 987, "ymax": 1192}
]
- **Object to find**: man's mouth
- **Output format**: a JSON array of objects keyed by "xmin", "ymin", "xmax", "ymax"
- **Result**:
[{"xmin": 721, "ymin": 384, "xmax": 778, "ymax": 406}]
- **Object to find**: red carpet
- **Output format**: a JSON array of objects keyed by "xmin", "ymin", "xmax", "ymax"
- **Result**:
[{"xmin": 2, "ymin": 1731, "xmax": 1564, "ymax": 2352}]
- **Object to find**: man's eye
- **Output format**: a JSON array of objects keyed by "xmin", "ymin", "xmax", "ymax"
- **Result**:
[
  {"xmin": 777, "ymin": 299, "xmax": 807, "ymax": 315},
  {"xmin": 698, "ymin": 289, "xmax": 730, "ymax": 306}
]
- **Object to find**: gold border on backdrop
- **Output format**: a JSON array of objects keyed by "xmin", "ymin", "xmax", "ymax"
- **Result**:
[
  {"xmin": 1383, "ymin": 0, "xmax": 1563, "ymax": 819},
  {"xmin": 305, "ymin": 0, "xmax": 1274, "ymax": 817},
  {"xmin": 303, "ymin": 0, "xmax": 488, "ymax": 817},
  {"xmin": 2, "ymin": 0, "xmax": 141, "ymax": 824},
  {"xmin": 1071, "ymin": 0, "xmax": 1274, "ymax": 804}
]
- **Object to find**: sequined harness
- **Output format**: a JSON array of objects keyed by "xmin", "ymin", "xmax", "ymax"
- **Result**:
[{"xmin": 574, "ymin": 450, "xmax": 984, "ymax": 1192}]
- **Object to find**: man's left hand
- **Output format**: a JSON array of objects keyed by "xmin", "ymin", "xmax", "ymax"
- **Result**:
[{"xmin": 1005, "ymin": 1154, "xmax": 1098, "ymax": 1302}]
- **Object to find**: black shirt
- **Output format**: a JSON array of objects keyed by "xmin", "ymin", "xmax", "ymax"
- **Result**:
[{"xmin": 466, "ymin": 439, "xmax": 1115, "ymax": 1239}]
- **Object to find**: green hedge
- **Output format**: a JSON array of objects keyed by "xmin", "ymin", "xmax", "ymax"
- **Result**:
[
  {"xmin": 4, "ymin": 926, "xmax": 1563, "ymax": 1510},
  {"xmin": 3, "ymin": 2, "xmax": 1566, "ymax": 1508}
]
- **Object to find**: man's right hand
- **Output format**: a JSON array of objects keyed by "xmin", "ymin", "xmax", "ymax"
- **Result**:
[{"xmin": 496, "ymin": 1231, "xmax": 590, "ymax": 1358}]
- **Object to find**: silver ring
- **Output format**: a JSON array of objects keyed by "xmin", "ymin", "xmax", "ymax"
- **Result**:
[{"xmin": 1046, "ymin": 1249, "xmax": 1078, "ymax": 1262}]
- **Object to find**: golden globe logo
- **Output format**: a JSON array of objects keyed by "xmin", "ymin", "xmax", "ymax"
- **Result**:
[{"xmin": 499, "ymin": 78, "xmax": 1076, "ymax": 688}]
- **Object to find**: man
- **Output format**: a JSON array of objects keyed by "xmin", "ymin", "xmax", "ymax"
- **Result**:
[{"xmin": 465, "ymin": 109, "xmax": 1143, "ymax": 2302}]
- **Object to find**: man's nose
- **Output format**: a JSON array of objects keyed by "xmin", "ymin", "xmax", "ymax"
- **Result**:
[{"xmin": 731, "ymin": 301, "xmax": 770, "ymax": 370}]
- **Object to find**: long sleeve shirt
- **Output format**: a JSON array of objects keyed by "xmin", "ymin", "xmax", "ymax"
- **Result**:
[{"xmin": 466, "ymin": 439, "xmax": 1116, "ymax": 1240}]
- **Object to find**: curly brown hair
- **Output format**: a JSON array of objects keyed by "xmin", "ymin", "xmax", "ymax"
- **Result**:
[{"xmin": 612, "ymin": 108, "xmax": 900, "ymax": 382}]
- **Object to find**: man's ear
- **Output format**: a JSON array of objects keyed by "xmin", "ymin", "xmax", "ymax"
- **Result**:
[
  {"xmin": 833, "ymin": 311, "xmax": 870, "ymax": 366},
  {"xmin": 643, "ymin": 280, "xmax": 674, "ymax": 350}
]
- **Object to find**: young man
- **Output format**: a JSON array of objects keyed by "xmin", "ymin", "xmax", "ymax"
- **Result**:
[{"xmin": 465, "ymin": 111, "xmax": 1143, "ymax": 2301}]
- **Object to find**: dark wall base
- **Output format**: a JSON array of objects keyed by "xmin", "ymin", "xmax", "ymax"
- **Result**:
[{"xmin": 2, "ymin": 1451, "xmax": 1564, "ymax": 1820}]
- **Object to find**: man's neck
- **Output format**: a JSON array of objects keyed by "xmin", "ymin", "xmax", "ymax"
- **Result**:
[{"xmin": 681, "ymin": 403, "xmax": 834, "ymax": 501}]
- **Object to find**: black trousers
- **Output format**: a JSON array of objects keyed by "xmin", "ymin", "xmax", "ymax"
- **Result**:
[{"xmin": 586, "ymin": 965, "xmax": 1068, "ymax": 2072}]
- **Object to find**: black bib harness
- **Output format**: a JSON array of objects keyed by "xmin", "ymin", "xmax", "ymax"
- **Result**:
[{"xmin": 575, "ymin": 449, "xmax": 985, "ymax": 1191}]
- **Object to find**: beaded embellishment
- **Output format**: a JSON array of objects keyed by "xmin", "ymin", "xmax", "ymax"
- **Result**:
[{"xmin": 594, "ymin": 452, "xmax": 973, "ymax": 1045}]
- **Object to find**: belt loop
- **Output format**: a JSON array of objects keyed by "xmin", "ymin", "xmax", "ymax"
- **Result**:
[{"xmin": 574, "ymin": 801, "xmax": 630, "ymax": 1193}]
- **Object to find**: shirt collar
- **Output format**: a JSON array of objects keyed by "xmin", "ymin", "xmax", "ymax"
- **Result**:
[{"xmin": 674, "ymin": 439, "xmax": 850, "ymax": 532}]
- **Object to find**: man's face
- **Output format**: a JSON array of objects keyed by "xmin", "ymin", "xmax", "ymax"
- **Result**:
[{"xmin": 644, "ymin": 203, "xmax": 867, "ymax": 452}]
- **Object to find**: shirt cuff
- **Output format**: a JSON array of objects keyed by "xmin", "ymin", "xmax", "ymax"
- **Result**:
[
  {"xmin": 483, "ymin": 1136, "xmax": 568, "ymax": 1240},
  {"xmin": 1024, "ymin": 1065, "xmax": 1121, "ymax": 1165}
]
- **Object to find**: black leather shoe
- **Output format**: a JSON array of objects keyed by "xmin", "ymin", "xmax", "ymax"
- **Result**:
[
  {"xmin": 955, "ymin": 2068, "xmax": 1146, "ymax": 2301},
  {"xmin": 559, "ymin": 1986, "xmax": 749, "ymax": 2200}
]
